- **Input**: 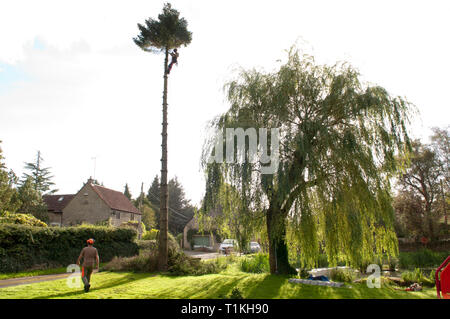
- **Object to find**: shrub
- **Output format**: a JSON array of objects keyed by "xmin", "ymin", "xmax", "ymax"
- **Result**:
[
  {"xmin": 401, "ymin": 268, "xmax": 435, "ymax": 287},
  {"xmin": 388, "ymin": 257, "xmax": 399, "ymax": 271},
  {"xmin": 329, "ymin": 268, "xmax": 356, "ymax": 283},
  {"xmin": 120, "ymin": 220, "xmax": 139, "ymax": 228},
  {"xmin": 205, "ymin": 255, "xmax": 236, "ymax": 269},
  {"xmin": 104, "ymin": 250, "xmax": 158, "ymax": 272},
  {"xmin": 140, "ymin": 222, "xmax": 147, "ymax": 234},
  {"xmin": 142, "ymin": 229, "xmax": 159, "ymax": 240},
  {"xmin": 239, "ymin": 253, "xmax": 270, "ymax": 273},
  {"xmin": 176, "ymin": 233, "xmax": 183, "ymax": 246},
  {"xmin": 136, "ymin": 239, "xmax": 157, "ymax": 252},
  {"xmin": 398, "ymin": 249, "xmax": 450, "ymax": 269},
  {"xmin": 94, "ymin": 219, "xmax": 110, "ymax": 226},
  {"xmin": 357, "ymin": 276, "xmax": 397, "ymax": 287},
  {"xmin": 106, "ymin": 233, "xmax": 227, "ymax": 276},
  {"xmin": 0, "ymin": 223, "xmax": 138, "ymax": 272},
  {"xmin": 0, "ymin": 212, "xmax": 48, "ymax": 227},
  {"xmin": 167, "ymin": 250, "xmax": 225, "ymax": 276}
]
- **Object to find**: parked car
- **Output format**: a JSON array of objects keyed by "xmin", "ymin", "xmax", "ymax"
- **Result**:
[
  {"xmin": 219, "ymin": 239, "xmax": 238, "ymax": 254},
  {"xmin": 249, "ymin": 241, "xmax": 261, "ymax": 253}
]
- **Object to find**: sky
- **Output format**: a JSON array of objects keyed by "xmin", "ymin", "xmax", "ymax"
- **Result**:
[{"xmin": 0, "ymin": 0, "xmax": 449, "ymax": 206}]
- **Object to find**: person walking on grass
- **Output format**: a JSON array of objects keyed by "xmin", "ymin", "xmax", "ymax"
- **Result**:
[{"xmin": 77, "ymin": 238, "xmax": 99, "ymax": 292}]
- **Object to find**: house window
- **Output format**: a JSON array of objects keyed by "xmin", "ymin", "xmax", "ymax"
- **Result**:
[
  {"xmin": 111, "ymin": 211, "xmax": 120, "ymax": 219},
  {"xmin": 131, "ymin": 214, "xmax": 134, "ymax": 221}
]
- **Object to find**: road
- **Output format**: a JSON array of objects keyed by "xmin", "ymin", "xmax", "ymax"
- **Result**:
[
  {"xmin": 183, "ymin": 250, "xmax": 220, "ymax": 260},
  {"xmin": 0, "ymin": 270, "xmax": 99, "ymax": 289}
]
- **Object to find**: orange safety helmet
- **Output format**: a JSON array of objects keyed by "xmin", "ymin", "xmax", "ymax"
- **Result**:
[{"xmin": 87, "ymin": 238, "xmax": 95, "ymax": 245}]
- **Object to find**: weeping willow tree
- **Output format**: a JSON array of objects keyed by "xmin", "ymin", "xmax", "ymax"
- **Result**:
[{"xmin": 201, "ymin": 47, "xmax": 413, "ymax": 274}]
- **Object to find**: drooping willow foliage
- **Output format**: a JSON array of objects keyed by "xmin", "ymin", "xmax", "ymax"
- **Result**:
[{"xmin": 201, "ymin": 47, "xmax": 414, "ymax": 271}]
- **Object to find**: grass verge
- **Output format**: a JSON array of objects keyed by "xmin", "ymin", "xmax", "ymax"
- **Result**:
[{"xmin": 0, "ymin": 266, "xmax": 436, "ymax": 299}]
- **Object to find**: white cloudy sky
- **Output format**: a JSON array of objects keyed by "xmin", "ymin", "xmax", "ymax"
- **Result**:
[{"xmin": 0, "ymin": 0, "xmax": 449, "ymax": 205}]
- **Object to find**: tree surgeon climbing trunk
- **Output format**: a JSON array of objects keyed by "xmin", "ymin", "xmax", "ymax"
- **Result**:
[
  {"xmin": 266, "ymin": 203, "xmax": 296, "ymax": 275},
  {"xmin": 158, "ymin": 48, "xmax": 170, "ymax": 271}
]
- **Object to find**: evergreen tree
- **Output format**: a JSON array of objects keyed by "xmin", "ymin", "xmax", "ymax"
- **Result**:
[
  {"xmin": 167, "ymin": 177, "xmax": 194, "ymax": 234},
  {"xmin": 21, "ymin": 151, "xmax": 57, "ymax": 195},
  {"xmin": 141, "ymin": 204, "xmax": 157, "ymax": 230},
  {"xmin": 133, "ymin": 183, "xmax": 157, "ymax": 230},
  {"xmin": 17, "ymin": 177, "xmax": 48, "ymax": 223},
  {"xmin": 0, "ymin": 141, "xmax": 21, "ymax": 213},
  {"xmin": 134, "ymin": 2, "xmax": 192, "ymax": 270},
  {"xmin": 124, "ymin": 183, "xmax": 132, "ymax": 200},
  {"xmin": 146, "ymin": 175, "xmax": 194, "ymax": 234},
  {"xmin": 147, "ymin": 175, "xmax": 161, "ymax": 207}
]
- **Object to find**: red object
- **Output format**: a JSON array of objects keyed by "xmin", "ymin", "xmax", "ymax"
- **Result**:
[
  {"xmin": 421, "ymin": 236, "xmax": 429, "ymax": 245},
  {"xmin": 87, "ymin": 238, "xmax": 94, "ymax": 245},
  {"xmin": 435, "ymin": 255, "xmax": 450, "ymax": 299}
]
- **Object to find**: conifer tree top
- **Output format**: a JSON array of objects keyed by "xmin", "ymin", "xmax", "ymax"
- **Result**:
[{"xmin": 133, "ymin": 3, "xmax": 192, "ymax": 52}]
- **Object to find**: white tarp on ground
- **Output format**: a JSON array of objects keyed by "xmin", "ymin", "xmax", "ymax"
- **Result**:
[{"xmin": 288, "ymin": 278, "xmax": 345, "ymax": 288}]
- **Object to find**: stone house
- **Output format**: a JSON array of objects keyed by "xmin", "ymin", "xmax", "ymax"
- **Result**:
[
  {"xmin": 43, "ymin": 179, "xmax": 142, "ymax": 235},
  {"xmin": 43, "ymin": 194, "xmax": 75, "ymax": 226}
]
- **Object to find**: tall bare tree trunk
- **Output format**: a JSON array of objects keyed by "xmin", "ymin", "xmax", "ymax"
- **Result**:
[{"xmin": 158, "ymin": 48, "xmax": 169, "ymax": 271}]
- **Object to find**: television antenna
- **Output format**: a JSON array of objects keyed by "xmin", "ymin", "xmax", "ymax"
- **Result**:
[{"xmin": 91, "ymin": 157, "xmax": 97, "ymax": 181}]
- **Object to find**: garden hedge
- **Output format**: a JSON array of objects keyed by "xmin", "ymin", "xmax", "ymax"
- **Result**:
[{"xmin": 0, "ymin": 224, "xmax": 138, "ymax": 272}]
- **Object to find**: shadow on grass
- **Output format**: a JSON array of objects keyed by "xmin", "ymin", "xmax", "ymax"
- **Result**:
[
  {"xmin": 148, "ymin": 273, "xmax": 247, "ymax": 299},
  {"xmin": 244, "ymin": 274, "xmax": 411, "ymax": 299},
  {"xmin": 280, "ymin": 280, "xmax": 428, "ymax": 299},
  {"xmin": 245, "ymin": 274, "xmax": 287, "ymax": 299},
  {"xmin": 33, "ymin": 272, "xmax": 150, "ymax": 299}
]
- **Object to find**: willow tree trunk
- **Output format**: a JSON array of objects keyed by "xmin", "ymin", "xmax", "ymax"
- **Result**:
[
  {"xmin": 158, "ymin": 48, "xmax": 169, "ymax": 271},
  {"xmin": 266, "ymin": 204, "xmax": 296, "ymax": 274}
]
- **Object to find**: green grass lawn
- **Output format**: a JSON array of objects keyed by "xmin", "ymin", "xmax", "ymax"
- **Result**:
[{"xmin": 0, "ymin": 265, "xmax": 436, "ymax": 299}]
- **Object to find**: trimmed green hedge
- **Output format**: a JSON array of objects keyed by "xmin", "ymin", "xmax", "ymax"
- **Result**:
[{"xmin": 0, "ymin": 224, "xmax": 138, "ymax": 272}]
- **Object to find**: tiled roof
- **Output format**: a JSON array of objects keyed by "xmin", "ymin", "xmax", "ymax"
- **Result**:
[
  {"xmin": 90, "ymin": 184, "xmax": 141, "ymax": 215},
  {"xmin": 43, "ymin": 194, "xmax": 75, "ymax": 213}
]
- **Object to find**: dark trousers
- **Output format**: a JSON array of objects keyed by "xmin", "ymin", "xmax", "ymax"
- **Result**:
[
  {"xmin": 81, "ymin": 266, "xmax": 94, "ymax": 286},
  {"xmin": 168, "ymin": 60, "xmax": 177, "ymax": 73}
]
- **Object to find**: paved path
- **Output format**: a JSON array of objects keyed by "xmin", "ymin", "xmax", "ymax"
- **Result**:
[
  {"xmin": 0, "ymin": 270, "xmax": 98, "ymax": 289},
  {"xmin": 183, "ymin": 250, "xmax": 220, "ymax": 260}
]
